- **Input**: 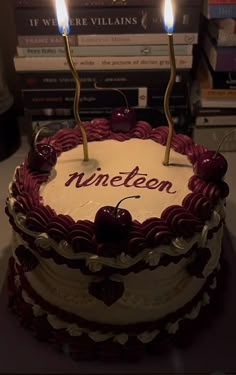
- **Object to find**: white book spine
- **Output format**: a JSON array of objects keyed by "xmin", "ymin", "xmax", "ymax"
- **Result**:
[
  {"xmin": 14, "ymin": 55, "xmax": 193, "ymax": 71},
  {"xmin": 201, "ymin": 98, "xmax": 236, "ymax": 108},
  {"xmin": 16, "ymin": 45, "xmax": 193, "ymax": 57},
  {"xmin": 217, "ymin": 32, "xmax": 236, "ymax": 47},
  {"xmin": 196, "ymin": 115, "xmax": 236, "ymax": 126},
  {"xmin": 77, "ymin": 33, "xmax": 198, "ymax": 46}
]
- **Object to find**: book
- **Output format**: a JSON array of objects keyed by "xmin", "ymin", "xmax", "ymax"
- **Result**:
[
  {"xmin": 196, "ymin": 52, "xmax": 236, "ymax": 89},
  {"xmin": 18, "ymin": 33, "xmax": 199, "ymax": 47},
  {"xmin": 147, "ymin": 93, "xmax": 188, "ymax": 107},
  {"xmin": 18, "ymin": 70, "xmax": 191, "ymax": 90},
  {"xmin": 200, "ymin": 88, "xmax": 236, "ymax": 100},
  {"xmin": 209, "ymin": 0, "xmax": 236, "ymax": 4},
  {"xmin": 78, "ymin": 33, "xmax": 199, "ymax": 46},
  {"xmin": 22, "ymin": 88, "xmax": 148, "ymax": 108},
  {"xmin": 203, "ymin": 1, "xmax": 236, "ymax": 18},
  {"xmin": 191, "ymin": 82, "xmax": 236, "ymax": 108},
  {"xmin": 15, "ymin": 0, "xmax": 203, "ymax": 7},
  {"xmin": 203, "ymin": 33, "xmax": 236, "ymax": 71},
  {"xmin": 14, "ymin": 55, "xmax": 193, "ymax": 71},
  {"xmin": 16, "ymin": 44, "xmax": 193, "ymax": 57},
  {"xmin": 191, "ymin": 105, "xmax": 236, "ymax": 116},
  {"xmin": 18, "ymin": 35, "xmax": 78, "ymax": 47},
  {"xmin": 195, "ymin": 115, "xmax": 236, "ymax": 126},
  {"xmin": 206, "ymin": 18, "xmax": 236, "ymax": 47},
  {"xmin": 15, "ymin": 7, "xmax": 200, "ymax": 35},
  {"xmin": 28, "ymin": 107, "xmax": 191, "ymax": 130},
  {"xmin": 22, "ymin": 88, "xmax": 189, "ymax": 110},
  {"xmin": 196, "ymin": 54, "xmax": 236, "ymax": 93}
]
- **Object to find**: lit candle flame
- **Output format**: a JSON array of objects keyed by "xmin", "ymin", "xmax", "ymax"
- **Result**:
[
  {"xmin": 55, "ymin": 0, "xmax": 70, "ymax": 35},
  {"xmin": 164, "ymin": 0, "xmax": 174, "ymax": 34}
]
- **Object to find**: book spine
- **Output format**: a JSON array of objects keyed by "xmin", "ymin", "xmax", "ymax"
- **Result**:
[
  {"xmin": 14, "ymin": 55, "xmax": 193, "ymax": 71},
  {"xmin": 17, "ymin": 35, "xmax": 78, "ymax": 47},
  {"xmin": 16, "ymin": 44, "xmax": 193, "ymax": 57},
  {"xmin": 193, "ymin": 106, "xmax": 236, "ymax": 115},
  {"xmin": 28, "ymin": 106, "xmax": 187, "ymax": 119},
  {"xmin": 148, "ymin": 92, "xmax": 188, "ymax": 107},
  {"xmin": 208, "ymin": 4, "xmax": 236, "ymax": 18},
  {"xmin": 201, "ymin": 97, "xmax": 236, "ymax": 108},
  {"xmin": 203, "ymin": 34, "xmax": 236, "ymax": 71},
  {"xmin": 18, "ymin": 33, "xmax": 198, "ymax": 47},
  {"xmin": 195, "ymin": 115, "xmax": 236, "ymax": 126},
  {"xmin": 15, "ymin": 7, "xmax": 200, "ymax": 35},
  {"xmin": 15, "ymin": 0, "xmax": 202, "ymax": 7},
  {"xmin": 18, "ymin": 70, "xmax": 190, "ymax": 90},
  {"xmin": 207, "ymin": 20, "xmax": 236, "ymax": 47},
  {"xmin": 217, "ymin": 34, "xmax": 236, "ymax": 47},
  {"xmin": 22, "ymin": 88, "xmax": 148, "ymax": 108},
  {"xmin": 78, "ymin": 33, "xmax": 199, "ymax": 45},
  {"xmin": 204, "ymin": 38, "xmax": 236, "ymax": 71},
  {"xmin": 200, "ymin": 88, "xmax": 236, "ymax": 99},
  {"xmin": 209, "ymin": 0, "xmax": 236, "ymax": 4}
]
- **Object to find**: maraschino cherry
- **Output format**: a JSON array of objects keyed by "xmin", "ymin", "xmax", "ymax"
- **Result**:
[
  {"xmin": 194, "ymin": 151, "xmax": 228, "ymax": 182},
  {"xmin": 193, "ymin": 130, "xmax": 233, "ymax": 182},
  {"xmin": 28, "ymin": 126, "xmax": 57, "ymax": 173},
  {"xmin": 94, "ymin": 195, "xmax": 140, "ymax": 243},
  {"xmin": 94, "ymin": 82, "xmax": 136, "ymax": 132}
]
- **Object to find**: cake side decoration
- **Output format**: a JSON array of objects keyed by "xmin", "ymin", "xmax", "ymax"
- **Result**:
[{"xmin": 89, "ymin": 278, "xmax": 125, "ymax": 306}]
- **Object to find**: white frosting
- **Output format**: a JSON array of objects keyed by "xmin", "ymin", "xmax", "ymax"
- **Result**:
[
  {"xmin": 14, "ymin": 226, "xmax": 223, "ymax": 326},
  {"xmin": 19, "ymin": 275, "xmax": 217, "ymax": 344},
  {"xmin": 41, "ymin": 139, "xmax": 192, "ymax": 222}
]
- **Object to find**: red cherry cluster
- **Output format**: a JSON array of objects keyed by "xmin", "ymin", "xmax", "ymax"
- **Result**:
[{"xmin": 28, "ymin": 127, "xmax": 57, "ymax": 173}]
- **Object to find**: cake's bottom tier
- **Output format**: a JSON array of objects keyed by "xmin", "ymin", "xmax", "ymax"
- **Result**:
[{"xmin": 7, "ymin": 257, "xmax": 222, "ymax": 361}]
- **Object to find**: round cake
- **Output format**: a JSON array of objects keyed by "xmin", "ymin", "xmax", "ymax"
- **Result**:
[{"xmin": 5, "ymin": 120, "xmax": 229, "ymax": 360}]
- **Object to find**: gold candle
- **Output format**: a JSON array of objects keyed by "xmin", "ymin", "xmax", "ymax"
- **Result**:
[
  {"xmin": 56, "ymin": 0, "xmax": 89, "ymax": 161},
  {"xmin": 163, "ymin": 0, "xmax": 176, "ymax": 166}
]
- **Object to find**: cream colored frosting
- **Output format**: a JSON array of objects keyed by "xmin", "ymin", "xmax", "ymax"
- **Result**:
[
  {"xmin": 41, "ymin": 139, "xmax": 193, "ymax": 222},
  {"xmin": 19, "ymin": 275, "xmax": 217, "ymax": 344},
  {"xmin": 13, "ymin": 225, "xmax": 223, "ymax": 325}
]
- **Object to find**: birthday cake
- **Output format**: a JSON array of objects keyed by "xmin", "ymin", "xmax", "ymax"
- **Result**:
[{"xmin": 6, "ymin": 120, "xmax": 229, "ymax": 360}]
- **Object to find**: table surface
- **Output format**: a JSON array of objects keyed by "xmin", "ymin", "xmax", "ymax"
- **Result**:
[{"xmin": 0, "ymin": 137, "xmax": 236, "ymax": 373}]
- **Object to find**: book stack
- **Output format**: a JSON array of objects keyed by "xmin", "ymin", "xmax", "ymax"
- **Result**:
[
  {"xmin": 191, "ymin": 0, "xmax": 236, "ymax": 151},
  {"xmin": 14, "ymin": 0, "xmax": 202, "ymax": 136}
]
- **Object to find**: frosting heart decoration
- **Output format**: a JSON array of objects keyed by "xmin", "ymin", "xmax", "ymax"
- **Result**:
[{"xmin": 89, "ymin": 278, "xmax": 124, "ymax": 306}]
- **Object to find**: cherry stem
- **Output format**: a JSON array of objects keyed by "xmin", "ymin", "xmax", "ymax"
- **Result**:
[
  {"xmin": 114, "ymin": 195, "xmax": 141, "ymax": 216},
  {"xmin": 214, "ymin": 128, "xmax": 236, "ymax": 158},
  {"xmin": 34, "ymin": 126, "xmax": 51, "ymax": 147},
  {"xmin": 94, "ymin": 82, "xmax": 129, "ymax": 108}
]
